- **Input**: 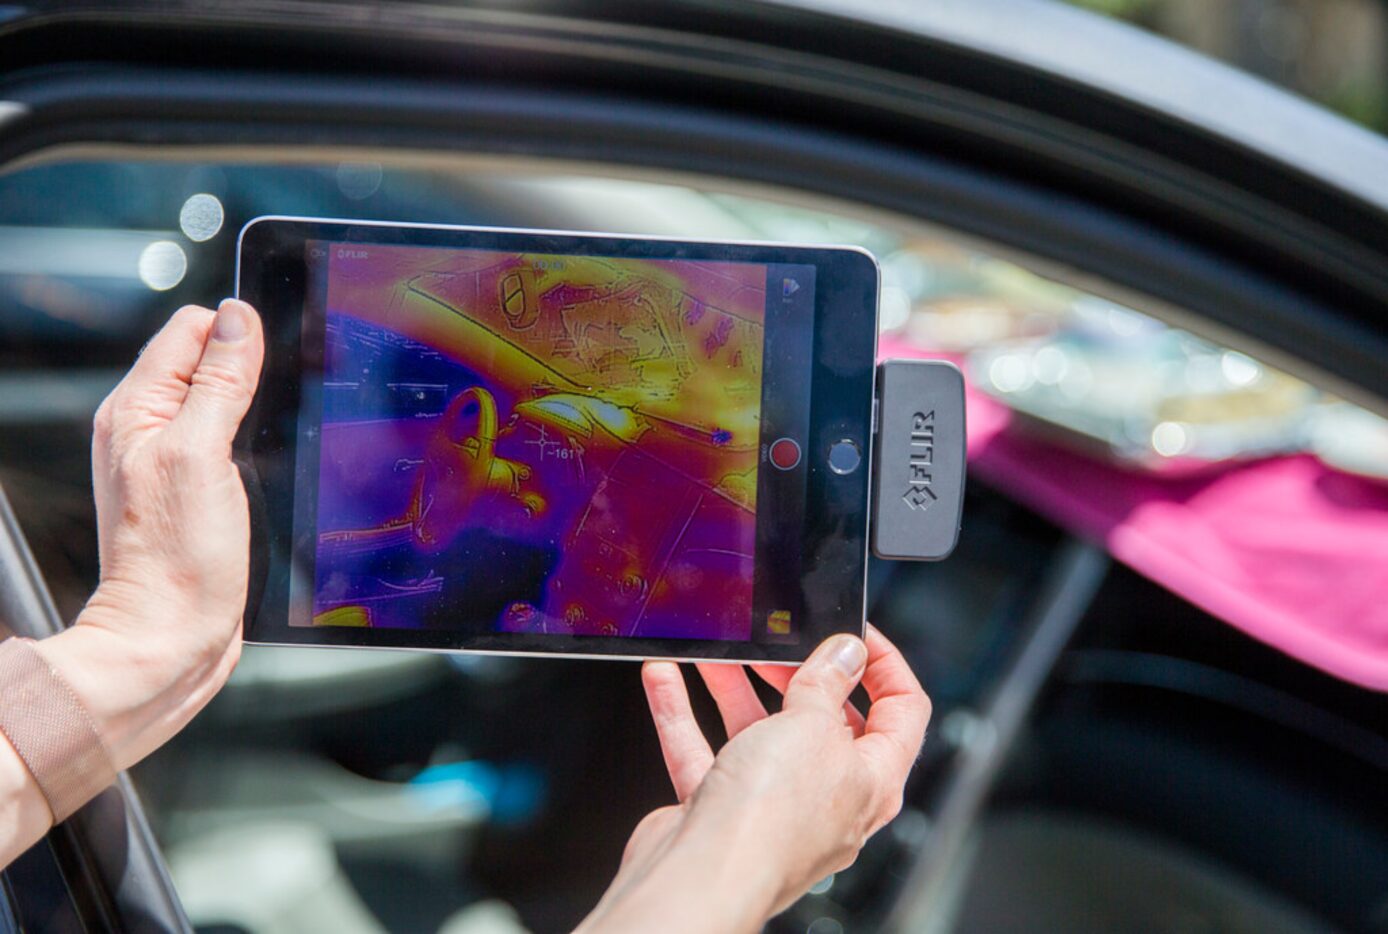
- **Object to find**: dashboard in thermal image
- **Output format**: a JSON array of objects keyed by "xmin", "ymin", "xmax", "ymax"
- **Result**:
[{"xmin": 305, "ymin": 245, "xmax": 769, "ymax": 641}]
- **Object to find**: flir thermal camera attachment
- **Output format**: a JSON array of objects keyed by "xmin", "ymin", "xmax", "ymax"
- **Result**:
[{"xmin": 871, "ymin": 359, "xmax": 967, "ymax": 561}]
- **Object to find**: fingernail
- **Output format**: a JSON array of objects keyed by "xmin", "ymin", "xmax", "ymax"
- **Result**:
[
  {"xmin": 213, "ymin": 299, "xmax": 250, "ymax": 342},
  {"xmin": 827, "ymin": 635, "xmax": 867, "ymax": 677}
]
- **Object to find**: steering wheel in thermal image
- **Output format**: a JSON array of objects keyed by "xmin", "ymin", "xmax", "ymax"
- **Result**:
[{"xmin": 409, "ymin": 386, "xmax": 530, "ymax": 552}]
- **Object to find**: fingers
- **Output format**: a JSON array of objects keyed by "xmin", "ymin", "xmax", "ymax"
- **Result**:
[
  {"xmin": 751, "ymin": 663, "xmax": 866, "ymax": 734},
  {"xmin": 782, "ymin": 634, "xmax": 867, "ymax": 718},
  {"xmin": 855, "ymin": 624, "xmax": 931, "ymax": 788},
  {"xmin": 171, "ymin": 299, "xmax": 265, "ymax": 449},
  {"xmin": 695, "ymin": 663, "xmax": 767, "ymax": 739},
  {"xmin": 100, "ymin": 305, "xmax": 217, "ymax": 435},
  {"xmin": 125, "ymin": 304, "xmax": 216, "ymax": 389},
  {"xmin": 641, "ymin": 662, "xmax": 714, "ymax": 802}
]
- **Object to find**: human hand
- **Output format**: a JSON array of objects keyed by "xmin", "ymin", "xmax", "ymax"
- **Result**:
[
  {"xmin": 41, "ymin": 300, "xmax": 264, "ymax": 771},
  {"xmin": 579, "ymin": 625, "xmax": 930, "ymax": 933}
]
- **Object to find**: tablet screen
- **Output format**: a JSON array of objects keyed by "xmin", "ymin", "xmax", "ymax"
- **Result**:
[
  {"xmin": 238, "ymin": 218, "xmax": 876, "ymax": 662},
  {"xmin": 291, "ymin": 243, "xmax": 817, "ymax": 644}
]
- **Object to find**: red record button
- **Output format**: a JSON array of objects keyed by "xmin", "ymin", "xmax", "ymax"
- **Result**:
[{"xmin": 769, "ymin": 437, "xmax": 802, "ymax": 471}]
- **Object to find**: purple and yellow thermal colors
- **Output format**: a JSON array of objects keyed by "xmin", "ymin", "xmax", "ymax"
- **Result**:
[{"xmin": 308, "ymin": 245, "xmax": 766, "ymax": 640}]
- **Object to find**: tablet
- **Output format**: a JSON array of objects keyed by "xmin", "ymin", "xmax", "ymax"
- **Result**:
[{"xmin": 236, "ymin": 217, "xmax": 878, "ymax": 662}]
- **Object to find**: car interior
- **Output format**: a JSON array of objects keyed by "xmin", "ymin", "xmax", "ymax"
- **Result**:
[{"xmin": 1, "ymin": 2, "xmax": 1386, "ymax": 933}]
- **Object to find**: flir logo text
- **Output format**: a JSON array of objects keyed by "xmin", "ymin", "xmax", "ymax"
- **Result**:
[{"xmin": 902, "ymin": 411, "xmax": 938, "ymax": 512}]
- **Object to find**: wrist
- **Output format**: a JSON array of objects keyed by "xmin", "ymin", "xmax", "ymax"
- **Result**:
[
  {"xmin": 677, "ymin": 801, "xmax": 791, "ymax": 921},
  {"xmin": 0, "ymin": 635, "xmax": 119, "ymax": 838},
  {"xmin": 40, "ymin": 597, "xmax": 236, "ymax": 772},
  {"xmin": 585, "ymin": 807, "xmax": 784, "ymax": 934}
]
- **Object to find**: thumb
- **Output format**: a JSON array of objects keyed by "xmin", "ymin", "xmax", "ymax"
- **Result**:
[
  {"xmin": 783, "ymin": 634, "xmax": 868, "ymax": 716},
  {"xmin": 173, "ymin": 299, "xmax": 264, "ymax": 447}
]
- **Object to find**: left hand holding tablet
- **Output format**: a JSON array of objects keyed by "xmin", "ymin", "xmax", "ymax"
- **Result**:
[
  {"xmin": 46, "ymin": 299, "xmax": 264, "ymax": 772},
  {"xmin": 578, "ymin": 625, "xmax": 931, "ymax": 933}
]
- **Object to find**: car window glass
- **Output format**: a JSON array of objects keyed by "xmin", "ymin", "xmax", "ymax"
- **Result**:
[{"xmin": 0, "ymin": 157, "xmax": 1384, "ymax": 932}]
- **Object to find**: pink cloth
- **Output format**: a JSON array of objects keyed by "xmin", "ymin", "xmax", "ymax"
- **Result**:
[{"xmin": 879, "ymin": 336, "xmax": 1388, "ymax": 691}]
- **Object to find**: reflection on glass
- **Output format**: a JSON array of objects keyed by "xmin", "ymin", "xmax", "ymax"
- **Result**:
[
  {"xmin": 137, "ymin": 240, "xmax": 188, "ymax": 291},
  {"xmin": 179, "ymin": 193, "xmax": 225, "ymax": 242},
  {"xmin": 336, "ymin": 162, "xmax": 384, "ymax": 201}
]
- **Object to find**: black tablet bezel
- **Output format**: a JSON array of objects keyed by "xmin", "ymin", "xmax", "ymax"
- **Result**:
[{"xmin": 235, "ymin": 216, "xmax": 877, "ymax": 663}]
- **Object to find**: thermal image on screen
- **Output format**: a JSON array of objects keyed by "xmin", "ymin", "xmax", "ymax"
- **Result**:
[{"xmin": 305, "ymin": 244, "xmax": 768, "ymax": 640}]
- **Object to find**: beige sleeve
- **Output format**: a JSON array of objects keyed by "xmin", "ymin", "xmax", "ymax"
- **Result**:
[{"xmin": 0, "ymin": 636, "xmax": 116, "ymax": 823}]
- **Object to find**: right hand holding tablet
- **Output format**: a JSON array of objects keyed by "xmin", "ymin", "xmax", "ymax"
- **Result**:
[{"xmin": 579, "ymin": 625, "xmax": 931, "ymax": 933}]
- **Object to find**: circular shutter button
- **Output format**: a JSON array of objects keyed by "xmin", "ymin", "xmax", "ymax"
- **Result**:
[
  {"xmin": 828, "ymin": 439, "xmax": 861, "ymax": 475},
  {"xmin": 769, "ymin": 437, "xmax": 802, "ymax": 470}
]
